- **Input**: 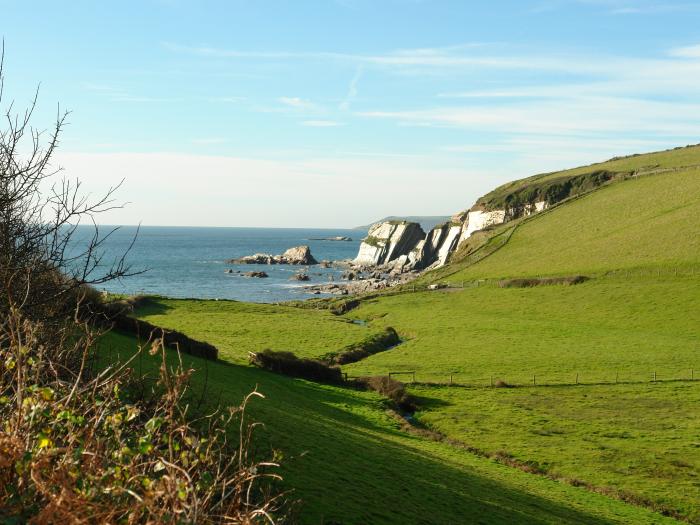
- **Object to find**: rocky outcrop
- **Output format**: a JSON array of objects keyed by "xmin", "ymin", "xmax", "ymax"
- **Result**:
[
  {"xmin": 354, "ymin": 221, "xmax": 425, "ymax": 266},
  {"xmin": 351, "ymin": 200, "xmax": 550, "ymax": 275},
  {"xmin": 244, "ymin": 271, "xmax": 269, "ymax": 278},
  {"xmin": 230, "ymin": 245, "xmax": 318, "ymax": 265}
]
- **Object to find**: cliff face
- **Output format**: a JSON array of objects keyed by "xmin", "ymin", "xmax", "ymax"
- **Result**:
[
  {"xmin": 353, "ymin": 168, "xmax": 619, "ymax": 271},
  {"xmin": 354, "ymin": 221, "xmax": 426, "ymax": 266}
]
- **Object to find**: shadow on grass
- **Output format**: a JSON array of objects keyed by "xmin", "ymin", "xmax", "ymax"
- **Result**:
[
  {"xmin": 100, "ymin": 332, "xmax": 663, "ymax": 525},
  {"xmin": 132, "ymin": 296, "xmax": 174, "ymax": 316}
]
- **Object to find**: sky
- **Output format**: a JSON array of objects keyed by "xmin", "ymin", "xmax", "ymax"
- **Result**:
[{"xmin": 2, "ymin": 0, "xmax": 700, "ymax": 227}]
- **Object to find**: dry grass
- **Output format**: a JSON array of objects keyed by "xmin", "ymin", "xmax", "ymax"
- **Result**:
[{"xmin": 0, "ymin": 308, "xmax": 285, "ymax": 524}]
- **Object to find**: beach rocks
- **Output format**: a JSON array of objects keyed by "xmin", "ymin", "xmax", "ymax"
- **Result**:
[
  {"xmin": 281, "ymin": 245, "xmax": 318, "ymax": 265},
  {"xmin": 229, "ymin": 245, "xmax": 318, "ymax": 265},
  {"xmin": 244, "ymin": 271, "xmax": 269, "ymax": 278},
  {"xmin": 290, "ymin": 272, "xmax": 310, "ymax": 281}
]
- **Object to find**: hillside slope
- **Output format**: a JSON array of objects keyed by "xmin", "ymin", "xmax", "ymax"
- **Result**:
[
  {"xmin": 446, "ymin": 169, "xmax": 700, "ymax": 280},
  {"xmin": 341, "ymin": 161, "xmax": 700, "ymax": 521},
  {"xmin": 99, "ymin": 331, "xmax": 680, "ymax": 524}
]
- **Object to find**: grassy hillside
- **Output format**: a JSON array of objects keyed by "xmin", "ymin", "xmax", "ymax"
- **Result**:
[
  {"xmin": 448, "ymin": 169, "xmax": 700, "ymax": 280},
  {"xmin": 132, "ymin": 298, "xmax": 380, "ymax": 363},
  {"xmin": 99, "ymin": 331, "xmax": 679, "ymax": 524},
  {"xmin": 338, "ymin": 162, "xmax": 700, "ymax": 520},
  {"xmin": 475, "ymin": 144, "xmax": 700, "ymax": 211}
]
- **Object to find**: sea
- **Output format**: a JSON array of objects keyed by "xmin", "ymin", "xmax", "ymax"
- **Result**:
[{"xmin": 71, "ymin": 226, "xmax": 364, "ymax": 303}]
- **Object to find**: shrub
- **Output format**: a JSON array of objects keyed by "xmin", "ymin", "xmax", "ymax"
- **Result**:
[
  {"xmin": 493, "ymin": 379, "xmax": 513, "ymax": 388},
  {"xmin": 249, "ymin": 350, "xmax": 343, "ymax": 383},
  {"xmin": 327, "ymin": 327, "xmax": 400, "ymax": 365},
  {"xmin": 355, "ymin": 376, "xmax": 417, "ymax": 412},
  {"xmin": 498, "ymin": 276, "xmax": 590, "ymax": 288},
  {"xmin": 0, "ymin": 309, "xmax": 285, "ymax": 523},
  {"xmin": 112, "ymin": 315, "xmax": 219, "ymax": 360}
]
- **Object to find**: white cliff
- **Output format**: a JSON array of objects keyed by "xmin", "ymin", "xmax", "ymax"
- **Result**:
[
  {"xmin": 354, "ymin": 221, "xmax": 426, "ymax": 266},
  {"xmin": 353, "ymin": 200, "xmax": 549, "ymax": 272}
]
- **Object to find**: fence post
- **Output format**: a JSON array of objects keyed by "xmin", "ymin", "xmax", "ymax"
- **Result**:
[
  {"xmin": 692, "ymin": 369, "xmax": 695, "ymax": 381},
  {"xmin": 449, "ymin": 374, "xmax": 453, "ymax": 385},
  {"xmin": 490, "ymin": 375, "xmax": 494, "ymax": 387},
  {"xmin": 575, "ymin": 373, "xmax": 579, "ymax": 385},
  {"xmin": 412, "ymin": 371, "xmax": 416, "ymax": 383},
  {"xmin": 653, "ymin": 371, "xmax": 657, "ymax": 382},
  {"xmin": 533, "ymin": 375, "xmax": 536, "ymax": 386},
  {"xmin": 615, "ymin": 372, "xmax": 618, "ymax": 384}
]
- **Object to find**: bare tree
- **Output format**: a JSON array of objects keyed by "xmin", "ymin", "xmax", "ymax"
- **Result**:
[{"xmin": 0, "ymin": 42, "xmax": 139, "ymax": 322}]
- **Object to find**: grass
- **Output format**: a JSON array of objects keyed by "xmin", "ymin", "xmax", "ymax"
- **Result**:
[
  {"xmin": 343, "ymin": 272, "xmax": 699, "ymax": 383},
  {"xmin": 132, "ymin": 297, "xmax": 379, "ymax": 364},
  {"xmin": 334, "ymin": 163, "xmax": 700, "ymax": 521},
  {"xmin": 476, "ymin": 144, "xmax": 700, "ymax": 210},
  {"xmin": 98, "ymin": 330, "xmax": 680, "ymax": 524},
  {"xmin": 410, "ymin": 381, "xmax": 700, "ymax": 523},
  {"xmin": 108, "ymin": 147, "xmax": 700, "ymax": 522},
  {"xmin": 448, "ymin": 169, "xmax": 700, "ymax": 281}
]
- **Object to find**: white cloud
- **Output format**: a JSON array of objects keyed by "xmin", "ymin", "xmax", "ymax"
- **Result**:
[
  {"xmin": 359, "ymin": 96, "xmax": 700, "ymax": 136},
  {"xmin": 669, "ymin": 44, "xmax": 700, "ymax": 58}
]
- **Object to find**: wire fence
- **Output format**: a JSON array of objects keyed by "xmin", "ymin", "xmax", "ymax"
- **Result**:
[{"xmin": 348, "ymin": 367, "xmax": 700, "ymax": 388}]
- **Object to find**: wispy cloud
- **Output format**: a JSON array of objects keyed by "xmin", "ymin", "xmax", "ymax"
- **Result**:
[
  {"xmin": 669, "ymin": 43, "xmax": 700, "ymax": 58},
  {"xmin": 339, "ymin": 67, "xmax": 363, "ymax": 110},
  {"xmin": 359, "ymin": 96, "xmax": 700, "ymax": 137},
  {"xmin": 278, "ymin": 96, "xmax": 318, "ymax": 110}
]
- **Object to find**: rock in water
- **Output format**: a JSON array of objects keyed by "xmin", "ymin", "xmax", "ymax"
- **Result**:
[
  {"xmin": 281, "ymin": 245, "xmax": 318, "ymax": 265},
  {"xmin": 244, "ymin": 271, "xmax": 269, "ymax": 278},
  {"xmin": 229, "ymin": 245, "xmax": 318, "ymax": 265}
]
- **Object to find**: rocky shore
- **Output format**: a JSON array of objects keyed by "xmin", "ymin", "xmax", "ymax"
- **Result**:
[{"xmin": 303, "ymin": 261, "xmax": 420, "ymax": 296}]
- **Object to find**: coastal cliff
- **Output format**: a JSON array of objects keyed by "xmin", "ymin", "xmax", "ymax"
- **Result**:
[{"xmin": 354, "ymin": 221, "xmax": 425, "ymax": 266}]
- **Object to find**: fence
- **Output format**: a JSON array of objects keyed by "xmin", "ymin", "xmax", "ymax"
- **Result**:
[{"xmin": 350, "ymin": 368, "xmax": 700, "ymax": 389}]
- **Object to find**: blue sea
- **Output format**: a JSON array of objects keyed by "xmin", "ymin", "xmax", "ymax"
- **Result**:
[{"xmin": 73, "ymin": 226, "xmax": 364, "ymax": 303}]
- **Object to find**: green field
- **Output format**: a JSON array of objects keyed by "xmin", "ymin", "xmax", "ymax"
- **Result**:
[
  {"xmin": 342, "ymin": 272, "xmax": 699, "ymax": 383},
  {"xmin": 133, "ymin": 298, "xmax": 380, "ymax": 363},
  {"xmin": 99, "ymin": 331, "xmax": 679, "ymax": 524},
  {"xmin": 411, "ymin": 381, "xmax": 700, "ymax": 523}
]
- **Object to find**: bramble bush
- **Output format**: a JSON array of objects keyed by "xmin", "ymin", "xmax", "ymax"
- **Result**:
[{"xmin": 0, "ymin": 308, "xmax": 285, "ymax": 523}]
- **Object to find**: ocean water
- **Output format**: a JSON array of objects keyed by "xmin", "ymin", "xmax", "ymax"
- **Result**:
[{"xmin": 72, "ymin": 226, "xmax": 363, "ymax": 303}]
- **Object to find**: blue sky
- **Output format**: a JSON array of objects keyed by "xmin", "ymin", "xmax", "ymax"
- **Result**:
[{"xmin": 2, "ymin": 0, "xmax": 700, "ymax": 227}]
